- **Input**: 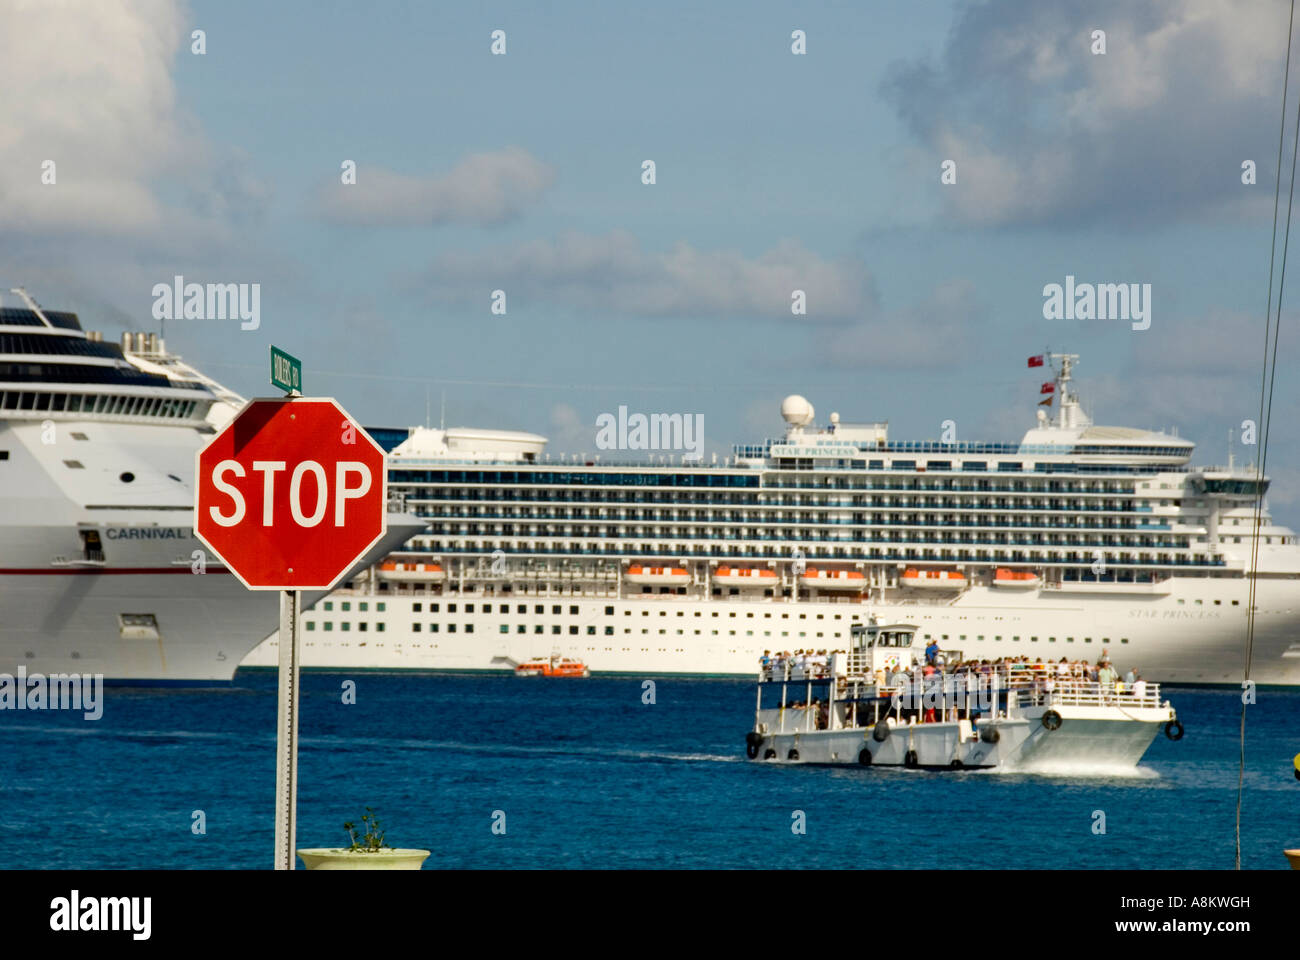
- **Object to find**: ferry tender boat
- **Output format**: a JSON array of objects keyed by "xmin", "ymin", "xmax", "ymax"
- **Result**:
[
  {"xmin": 743, "ymin": 622, "xmax": 1182, "ymax": 771},
  {"xmin": 243, "ymin": 352, "xmax": 1300, "ymax": 685},
  {"xmin": 514, "ymin": 653, "xmax": 590, "ymax": 677}
]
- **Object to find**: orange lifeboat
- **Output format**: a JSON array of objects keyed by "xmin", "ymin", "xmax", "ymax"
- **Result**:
[
  {"xmin": 799, "ymin": 568, "xmax": 867, "ymax": 592},
  {"xmin": 900, "ymin": 568, "xmax": 966, "ymax": 590},
  {"xmin": 714, "ymin": 566, "xmax": 779, "ymax": 588},
  {"xmin": 625, "ymin": 565, "xmax": 691, "ymax": 586},
  {"xmin": 377, "ymin": 560, "xmax": 446, "ymax": 582},
  {"xmin": 993, "ymin": 568, "xmax": 1041, "ymax": 589},
  {"xmin": 515, "ymin": 655, "xmax": 590, "ymax": 678}
]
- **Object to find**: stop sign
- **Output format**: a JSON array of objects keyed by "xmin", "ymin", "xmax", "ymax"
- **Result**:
[{"xmin": 195, "ymin": 397, "xmax": 388, "ymax": 590}]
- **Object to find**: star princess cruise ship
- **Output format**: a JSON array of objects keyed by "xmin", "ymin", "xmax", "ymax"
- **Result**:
[{"xmin": 245, "ymin": 353, "xmax": 1300, "ymax": 685}]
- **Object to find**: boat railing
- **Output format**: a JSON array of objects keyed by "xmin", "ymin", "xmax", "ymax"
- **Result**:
[{"xmin": 757, "ymin": 663, "xmax": 1165, "ymax": 710}]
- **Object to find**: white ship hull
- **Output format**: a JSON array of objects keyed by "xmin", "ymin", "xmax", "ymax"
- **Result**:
[
  {"xmin": 757, "ymin": 707, "xmax": 1172, "ymax": 771},
  {"xmin": 1, "ymin": 566, "xmax": 276, "ymax": 682},
  {"xmin": 242, "ymin": 574, "xmax": 1300, "ymax": 685}
]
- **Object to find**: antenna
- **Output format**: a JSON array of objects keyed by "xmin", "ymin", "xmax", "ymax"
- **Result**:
[{"xmin": 439, "ymin": 388, "xmax": 446, "ymax": 431}]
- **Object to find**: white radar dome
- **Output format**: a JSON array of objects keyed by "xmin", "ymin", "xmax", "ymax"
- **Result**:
[{"xmin": 781, "ymin": 395, "xmax": 814, "ymax": 426}]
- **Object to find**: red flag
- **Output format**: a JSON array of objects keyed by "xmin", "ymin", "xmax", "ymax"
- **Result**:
[
  {"xmin": 1040, "ymin": 382, "xmax": 1055, "ymax": 394},
  {"xmin": 1039, "ymin": 396, "xmax": 1053, "ymax": 406},
  {"xmin": 1027, "ymin": 355, "xmax": 1044, "ymax": 368}
]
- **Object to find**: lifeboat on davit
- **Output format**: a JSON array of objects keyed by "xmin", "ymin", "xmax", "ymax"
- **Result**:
[
  {"xmin": 992, "ymin": 568, "xmax": 1041, "ymax": 589},
  {"xmin": 800, "ymin": 568, "xmax": 867, "ymax": 592},
  {"xmin": 377, "ymin": 560, "xmax": 446, "ymax": 582},
  {"xmin": 900, "ymin": 568, "xmax": 966, "ymax": 590},
  {"xmin": 714, "ymin": 566, "xmax": 779, "ymax": 588},
  {"xmin": 625, "ymin": 565, "xmax": 691, "ymax": 586}
]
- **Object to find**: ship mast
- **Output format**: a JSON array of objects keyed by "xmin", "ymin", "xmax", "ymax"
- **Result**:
[{"xmin": 1045, "ymin": 351, "xmax": 1084, "ymax": 429}]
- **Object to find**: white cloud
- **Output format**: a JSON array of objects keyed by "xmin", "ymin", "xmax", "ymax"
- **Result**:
[
  {"xmin": 0, "ymin": 0, "xmax": 267, "ymax": 238},
  {"xmin": 885, "ymin": 0, "xmax": 1287, "ymax": 226},
  {"xmin": 416, "ymin": 230, "xmax": 874, "ymax": 319},
  {"xmin": 317, "ymin": 148, "xmax": 554, "ymax": 226}
]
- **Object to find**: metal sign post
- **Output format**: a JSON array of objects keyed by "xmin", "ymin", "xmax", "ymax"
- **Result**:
[
  {"xmin": 273, "ymin": 589, "xmax": 301, "ymax": 870},
  {"xmin": 272, "ymin": 352, "xmax": 301, "ymax": 871}
]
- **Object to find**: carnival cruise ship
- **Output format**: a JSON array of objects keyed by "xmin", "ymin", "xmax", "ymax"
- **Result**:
[
  {"xmin": 0, "ymin": 288, "xmax": 421, "ymax": 682},
  {"xmin": 244, "ymin": 353, "xmax": 1300, "ymax": 685}
]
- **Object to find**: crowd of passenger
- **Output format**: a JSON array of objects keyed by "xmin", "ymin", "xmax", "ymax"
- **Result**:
[{"xmin": 759, "ymin": 642, "xmax": 1151, "ymax": 729}]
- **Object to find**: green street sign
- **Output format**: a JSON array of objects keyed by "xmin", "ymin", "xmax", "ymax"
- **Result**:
[{"xmin": 270, "ymin": 345, "xmax": 302, "ymax": 394}]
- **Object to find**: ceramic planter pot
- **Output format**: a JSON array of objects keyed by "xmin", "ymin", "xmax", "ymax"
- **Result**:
[{"xmin": 297, "ymin": 848, "xmax": 431, "ymax": 870}]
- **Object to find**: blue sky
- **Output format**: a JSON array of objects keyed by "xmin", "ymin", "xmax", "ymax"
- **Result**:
[{"xmin": 5, "ymin": 0, "xmax": 1299, "ymax": 523}]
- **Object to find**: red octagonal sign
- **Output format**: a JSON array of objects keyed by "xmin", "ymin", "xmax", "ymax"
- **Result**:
[{"xmin": 195, "ymin": 397, "xmax": 387, "ymax": 590}]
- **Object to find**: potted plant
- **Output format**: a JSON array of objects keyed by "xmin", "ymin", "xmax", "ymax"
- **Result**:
[{"xmin": 297, "ymin": 808, "xmax": 430, "ymax": 870}]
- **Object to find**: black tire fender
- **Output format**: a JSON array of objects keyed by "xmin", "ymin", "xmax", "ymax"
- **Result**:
[
  {"xmin": 858, "ymin": 748, "xmax": 872, "ymax": 766},
  {"xmin": 872, "ymin": 722, "xmax": 891, "ymax": 743},
  {"xmin": 1041, "ymin": 709, "xmax": 1063, "ymax": 731},
  {"xmin": 904, "ymin": 749, "xmax": 919, "ymax": 768},
  {"xmin": 981, "ymin": 725, "xmax": 1001, "ymax": 744},
  {"xmin": 787, "ymin": 748, "xmax": 800, "ymax": 761},
  {"xmin": 1164, "ymin": 719, "xmax": 1184, "ymax": 741}
]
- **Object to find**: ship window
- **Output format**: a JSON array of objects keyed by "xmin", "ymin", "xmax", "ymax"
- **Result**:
[
  {"xmin": 324, "ymin": 602, "xmax": 333, "ymax": 611},
  {"xmin": 377, "ymin": 623, "xmax": 385, "ymax": 633},
  {"xmin": 1085, "ymin": 637, "xmax": 1092, "ymax": 643},
  {"xmin": 1121, "ymin": 638, "xmax": 1129, "ymax": 643},
  {"xmin": 413, "ymin": 623, "xmax": 421, "ymax": 632},
  {"xmin": 359, "ymin": 622, "xmax": 367, "ymax": 631},
  {"xmin": 70, "ymin": 432, "xmax": 88, "ymax": 440},
  {"xmin": 359, "ymin": 602, "xmax": 368, "ymax": 611},
  {"xmin": 552, "ymin": 625, "xmax": 561, "ymax": 634},
  {"xmin": 448, "ymin": 624, "xmax": 456, "ymax": 633},
  {"xmin": 342, "ymin": 623, "xmax": 350, "ymax": 632},
  {"xmin": 465, "ymin": 624, "xmax": 473, "ymax": 633},
  {"xmin": 430, "ymin": 624, "xmax": 439, "ymax": 632},
  {"xmin": 306, "ymin": 622, "xmax": 315, "ymax": 631},
  {"xmin": 324, "ymin": 623, "xmax": 333, "ymax": 631},
  {"xmin": 605, "ymin": 606, "xmax": 614, "ymax": 615},
  {"xmin": 605, "ymin": 627, "xmax": 613, "ymax": 635},
  {"xmin": 1232, "ymin": 600, "xmax": 1239, "ymax": 605},
  {"xmin": 552, "ymin": 605, "xmax": 561, "ymax": 614},
  {"xmin": 341, "ymin": 602, "xmax": 351, "ymax": 611},
  {"xmin": 431, "ymin": 603, "xmax": 439, "ymax": 612},
  {"xmin": 466, "ymin": 603, "xmax": 474, "ymax": 613},
  {"xmin": 1215, "ymin": 600, "xmax": 1221, "ymax": 605},
  {"xmin": 519, "ymin": 605, "xmax": 527, "ymax": 614},
  {"xmin": 518, "ymin": 625, "xmax": 527, "ymax": 634},
  {"xmin": 1030, "ymin": 636, "xmax": 1038, "ymax": 642},
  {"xmin": 448, "ymin": 603, "xmax": 457, "ymax": 613},
  {"xmin": 413, "ymin": 603, "xmax": 421, "ymax": 612},
  {"xmin": 63, "ymin": 460, "xmax": 84, "ymax": 469},
  {"xmin": 1013, "ymin": 636, "xmax": 1020, "ymax": 641},
  {"xmin": 535, "ymin": 605, "xmax": 544, "ymax": 614}
]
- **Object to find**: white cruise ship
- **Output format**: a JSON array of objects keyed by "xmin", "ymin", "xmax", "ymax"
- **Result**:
[
  {"xmin": 0, "ymin": 289, "xmax": 421, "ymax": 682},
  {"xmin": 244, "ymin": 353, "xmax": 1300, "ymax": 685}
]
